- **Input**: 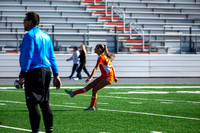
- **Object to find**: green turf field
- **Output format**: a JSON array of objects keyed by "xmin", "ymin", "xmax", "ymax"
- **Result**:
[{"xmin": 0, "ymin": 85, "xmax": 200, "ymax": 133}]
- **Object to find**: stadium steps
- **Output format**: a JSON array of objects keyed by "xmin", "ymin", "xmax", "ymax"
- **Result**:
[
  {"xmin": 87, "ymin": 5, "xmax": 107, "ymax": 8},
  {"xmin": 0, "ymin": 0, "xmax": 121, "ymax": 53},
  {"xmin": 82, "ymin": 0, "xmax": 103, "ymax": 3},
  {"xmin": 91, "ymin": 0, "xmax": 199, "ymax": 54},
  {"xmin": 0, "ymin": 0, "xmax": 199, "ymax": 54},
  {"xmin": 99, "ymin": 16, "xmax": 120, "ymax": 20},
  {"xmin": 85, "ymin": 0, "xmax": 150, "ymax": 54},
  {"xmin": 93, "ymin": 11, "xmax": 113, "ymax": 14}
]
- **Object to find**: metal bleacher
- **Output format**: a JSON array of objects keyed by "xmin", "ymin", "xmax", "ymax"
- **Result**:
[{"xmin": 0, "ymin": 0, "xmax": 200, "ymax": 54}]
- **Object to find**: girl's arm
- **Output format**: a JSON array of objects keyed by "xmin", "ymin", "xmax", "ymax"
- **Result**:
[{"xmin": 86, "ymin": 63, "xmax": 100, "ymax": 83}]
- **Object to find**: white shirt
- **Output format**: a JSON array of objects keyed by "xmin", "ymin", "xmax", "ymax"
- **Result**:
[{"xmin": 67, "ymin": 50, "xmax": 79, "ymax": 64}]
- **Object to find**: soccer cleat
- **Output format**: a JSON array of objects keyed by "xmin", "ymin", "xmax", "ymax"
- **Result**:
[
  {"xmin": 84, "ymin": 106, "xmax": 95, "ymax": 111},
  {"xmin": 64, "ymin": 89, "xmax": 75, "ymax": 98}
]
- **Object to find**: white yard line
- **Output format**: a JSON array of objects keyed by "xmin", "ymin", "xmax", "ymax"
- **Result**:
[
  {"xmin": 0, "ymin": 90, "xmax": 199, "ymax": 104},
  {"xmin": 0, "ymin": 125, "xmax": 45, "ymax": 133},
  {"xmin": 1, "ymin": 86, "xmax": 200, "ymax": 89},
  {"xmin": 97, "ymin": 108, "xmax": 200, "ymax": 121},
  {"xmin": 0, "ymin": 100, "xmax": 200, "ymax": 121},
  {"xmin": 129, "ymin": 102, "xmax": 143, "ymax": 104},
  {"xmin": 151, "ymin": 131, "xmax": 162, "ymax": 133},
  {"xmin": 80, "ymin": 94, "xmax": 200, "ymax": 104}
]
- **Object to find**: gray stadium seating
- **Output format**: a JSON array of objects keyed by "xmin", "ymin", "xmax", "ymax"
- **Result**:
[{"xmin": 0, "ymin": 0, "xmax": 199, "ymax": 54}]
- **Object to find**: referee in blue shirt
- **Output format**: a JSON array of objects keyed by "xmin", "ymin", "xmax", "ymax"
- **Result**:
[{"xmin": 17, "ymin": 12, "xmax": 62, "ymax": 133}]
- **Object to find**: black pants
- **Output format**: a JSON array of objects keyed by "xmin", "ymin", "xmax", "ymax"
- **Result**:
[
  {"xmin": 69, "ymin": 63, "xmax": 78, "ymax": 79},
  {"xmin": 25, "ymin": 67, "xmax": 53, "ymax": 133},
  {"xmin": 76, "ymin": 61, "xmax": 90, "ymax": 79}
]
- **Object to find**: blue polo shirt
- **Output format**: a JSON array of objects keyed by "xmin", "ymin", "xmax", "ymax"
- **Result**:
[{"xmin": 20, "ymin": 27, "xmax": 59, "ymax": 75}]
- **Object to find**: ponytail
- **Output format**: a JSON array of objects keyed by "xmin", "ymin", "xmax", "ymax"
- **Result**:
[{"xmin": 103, "ymin": 45, "xmax": 115, "ymax": 62}]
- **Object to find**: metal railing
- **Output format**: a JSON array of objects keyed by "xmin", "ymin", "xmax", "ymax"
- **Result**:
[
  {"xmin": 0, "ymin": 32, "xmax": 199, "ymax": 54},
  {"xmin": 105, "ymin": 0, "xmax": 116, "ymax": 16},
  {"xmin": 147, "ymin": 33, "xmax": 200, "ymax": 54},
  {"xmin": 111, "ymin": 5, "xmax": 126, "ymax": 33},
  {"xmin": 164, "ymin": 25, "xmax": 193, "ymax": 52},
  {"xmin": 129, "ymin": 21, "xmax": 145, "ymax": 51}
]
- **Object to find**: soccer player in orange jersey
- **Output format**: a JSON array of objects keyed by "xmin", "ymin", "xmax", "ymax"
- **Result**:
[{"xmin": 65, "ymin": 44, "xmax": 118, "ymax": 110}]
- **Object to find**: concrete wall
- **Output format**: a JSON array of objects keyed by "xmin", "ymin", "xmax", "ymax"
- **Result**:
[{"xmin": 0, "ymin": 54, "xmax": 200, "ymax": 78}]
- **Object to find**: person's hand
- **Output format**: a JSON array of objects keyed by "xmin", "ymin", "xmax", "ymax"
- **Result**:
[
  {"xmin": 14, "ymin": 78, "xmax": 24, "ymax": 89},
  {"xmin": 114, "ymin": 78, "xmax": 118, "ymax": 83},
  {"xmin": 18, "ymin": 78, "xmax": 24, "ymax": 86},
  {"xmin": 85, "ymin": 77, "xmax": 92, "ymax": 83},
  {"xmin": 53, "ymin": 76, "xmax": 62, "ymax": 89}
]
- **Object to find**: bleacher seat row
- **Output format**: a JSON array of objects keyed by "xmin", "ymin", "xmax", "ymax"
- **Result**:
[{"xmin": 0, "ymin": 0, "xmax": 200, "ymax": 54}]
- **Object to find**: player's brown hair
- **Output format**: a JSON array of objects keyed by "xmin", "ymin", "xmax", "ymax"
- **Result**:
[{"xmin": 97, "ymin": 44, "xmax": 115, "ymax": 62}]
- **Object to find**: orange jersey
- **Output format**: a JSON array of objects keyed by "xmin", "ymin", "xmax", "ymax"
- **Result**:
[{"xmin": 97, "ymin": 54, "xmax": 115, "ymax": 83}]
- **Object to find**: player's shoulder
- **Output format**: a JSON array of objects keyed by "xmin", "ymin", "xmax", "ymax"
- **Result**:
[
  {"xmin": 100, "ymin": 54, "xmax": 107, "ymax": 59},
  {"xmin": 41, "ymin": 30, "xmax": 50, "ymax": 37},
  {"xmin": 99, "ymin": 53, "xmax": 105, "ymax": 57},
  {"xmin": 97, "ymin": 54, "xmax": 105, "ymax": 61},
  {"xmin": 28, "ymin": 27, "xmax": 49, "ymax": 36}
]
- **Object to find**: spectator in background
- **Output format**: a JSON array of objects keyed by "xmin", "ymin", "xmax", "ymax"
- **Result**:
[
  {"xmin": 74, "ymin": 44, "xmax": 90, "ymax": 80},
  {"xmin": 66, "ymin": 46, "xmax": 79, "ymax": 79},
  {"xmin": 16, "ymin": 12, "xmax": 62, "ymax": 133}
]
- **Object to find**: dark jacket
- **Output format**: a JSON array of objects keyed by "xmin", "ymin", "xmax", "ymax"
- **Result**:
[{"xmin": 79, "ymin": 50, "xmax": 86, "ymax": 64}]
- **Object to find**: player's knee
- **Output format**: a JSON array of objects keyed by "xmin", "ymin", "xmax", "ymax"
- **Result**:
[{"xmin": 40, "ymin": 102, "xmax": 50, "ymax": 111}]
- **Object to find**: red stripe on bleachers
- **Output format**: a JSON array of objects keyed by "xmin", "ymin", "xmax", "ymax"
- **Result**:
[
  {"xmin": 93, "ymin": 11, "xmax": 113, "ymax": 14},
  {"xmin": 104, "ymin": 22, "xmax": 124, "ymax": 25},
  {"xmin": 87, "ymin": 5, "xmax": 106, "ymax": 8},
  {"xmin": 111, "ymin": 27, "xmax": 131, "ymax": 31},
  {"xmin": 82, "ymin": 0, "xmax": 102, "ymax": 3},
  {"xmin": 99, "ymin": 16, "xmax": 120, "ymax": 19},
  {"xmin": 128, "ymin": 45, "xmax": 149, "ymax": 49},
  {"xmin": 122, "ymin": 39, "xmax": 143, "ymax": 43},
  {"xmin": 6, "ymin": 51, "xmax": 20, "ymax": 54}
]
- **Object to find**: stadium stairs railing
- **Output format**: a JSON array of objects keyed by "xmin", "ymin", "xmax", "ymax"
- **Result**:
[
  {"xmin": 87, "ymin": 0, "xmax": 200, "ymax": 54},
  {"xmin": 0, "ymin": 0, "xmax": 200, "ymax": 54}
]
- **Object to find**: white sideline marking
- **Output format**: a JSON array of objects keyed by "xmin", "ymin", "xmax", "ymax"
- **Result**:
[
  {"xmin": 110, "ymin": 91, "xmax": 169, "ymax": 94},
  {"xmin": 1, "ymin": 86, "xmax": 200, "ymax": 89},
  {"xmin": 56, "ymin": 86, "xmax": 200, "ymax": 89},
  {"xmin": 161, "ymin": 102, "xmax": 173, "ymax": 104},
  {"xmin": 97, "ymin": 102, "xmax": 109, "ymax": 105},
  {"xmin": 176, "ymin": 91, "xmax": 200, "ymax": 94},
  {"xmin": 98, "ymin": 108, "xmax": 200, "ymax": 121},
  {"xmin": 0, "ymin": 125, "xmax": 45, "ymax": 133},
  {"xmin": 81, "ymin": 94, "xmax": 200, "ymax": 104},
  {"xmin": 64, "ymin": 102, "xmax": 76, "ymax": 105},
  {"xmin": 109, "ymin": 91, "xmax": 200, "ymax": 95},
  {"xmin": 0, "ymin": 90, "xmax": 199, "ymax": 104},
  {"xmin": 192, "ymin": 102, "xmax": 200, "ymax": 104},
  {"xmin": 151, "ymin": 131, "xmax": 162, "ymax": 133},
  {"xmin": 1, "ymin": 100, "xmax": 200, "ymax": 121},
  {"xmin": 129, "ymin": 102, "xmax": 142, "ymax": 104},
  {"xmin": 0, "ymin": 103, "xmax": 6, "ymax": 105}
]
